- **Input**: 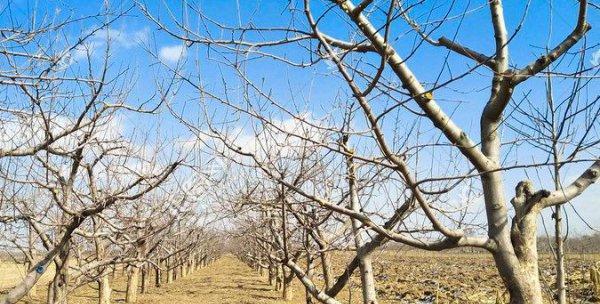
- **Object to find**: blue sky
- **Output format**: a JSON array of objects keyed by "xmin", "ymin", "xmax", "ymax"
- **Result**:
[{"xmin": 2, "ymin": 0, "xmax": 599, "ymax": 235}]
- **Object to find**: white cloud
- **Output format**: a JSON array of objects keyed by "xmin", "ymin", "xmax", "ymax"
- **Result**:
[
  {"xmin": 71, "ymin": 41, "xmax": 101, "ymax": 62},
  {"xmin": 66, "ymin": 27, "xmax": 149, "ymax": 64},
  {"xmin": 227, "ymin": 113, "xmax": 328, "ymax": 160},
  {"xmin": 592, "ymin": 49, "xmax": 600, "ymax": 66},
  {"xmin": 159, "ymin": 45, "xmax": 187, "ymax": 63},
  {"xmin": 105, "ymin": 28, "xmax": 149, "ymax": 49}
]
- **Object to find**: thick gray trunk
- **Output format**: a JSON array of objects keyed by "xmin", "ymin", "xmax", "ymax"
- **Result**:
[
  {"xmin": 481, "ymin": 168, "xmax": 542, "ymax": 303},
  {"xmin": 173, "ymin": 263, "xmax": 179, "ymax": 281},
  {"xmin": 167, "ymin": 266, "xmax": 174, "ymax": 283},
  {"xmin": 510, "ymin": 212, "xmax": 544, "ymax": 304},
  {"xmin": 1, "ymin": 262, "xmax": 47, "ymax": 304},
  {"xmin": 179, "ymin": 263, "xmax": 185, "ymax": 278},
  {"xmin": 190, "ymin": 259, "xmax": 196, "ymax": 274}
]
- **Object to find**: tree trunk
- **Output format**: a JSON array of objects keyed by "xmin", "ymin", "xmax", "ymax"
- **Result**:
[
  {"xmin": 98, "ymin": 274, "xmax": 111, "ymax": 304},
  {"xmin": 305, "ymin": 252, "xmax": 315, "ymax": 304},
  {"xmin": 173, "ymin": 263, "xmax": 178, "ymax": 281},
  {"xmin": 176, "ymin": 264, "xmax": 182, "ymax": 279},
  {"xmin": 49, "ymin": 251, "xmax": 69, "ymax": 304},
  {"xmin": 258, "ymin": 256, "xmax": 264, "ymax": 276},
  {"xmin": 125, "ymin": 266, "xmax": 140, "ymax": 303},
  {"xmin": 488, "ymin": 180, "xmax": 549, "ymax": 304},
  {"xmin": 50, "ymin": 273, "xmax": 68, "ymax": 304},
  {"xmin": 22, "ymin": 262, "xmax": 37, "ymax": 298},
  {"xmin": 268, "ymin": 264, "xmax": 276, "ymax": 286},
  {"xmin": 356, "ymin": 258, "xmax": 377, "ymax": 304},
  {"xmin": 345, "ymin": 143, "xmax": 378, "ymax": 304},
  {"xmin": 166, "ymin": 259, "xmax": 174, "ymax": 284},
  {"xmin": 509, "ymin": 211, "xmax": 544, "ymax": 304},
  {"xmin": 111, "ymin": 265, "xmax": 116, "ymax": 280},
  {"xmin": 481, "ymin": 173, "xmax": 543, "ymax": 304},
  {"xmin": 282, "ymin": 267, "xmax": 294, "ymax": 301},
  {"xmin": 155, "ymin": 263, "xmax": 162, "ymax": 288},
  {"xmin": 275, "ymin": 265, "xmax": 282, "ymax": 291},
  {"xmin": 46, "ymin": 281, "xmax": 55, "ymax": 304},
  {"xmin": 320, "ymin": 251, "xmax": 332, "ymax": 291},
  {"xmin": 140, "ymin": 266, "xmax": 148, "ymax": 294},
  {"xmin": 190, "ymin": 258, "xmax": 196, "ymax": 274},
  {"xmin": 554, "ymin": 204, "xmax": 566, "ymax": 304},
  {"xmin": 553, "ymin": 159, "xmax": 566, "ymax": 304}
]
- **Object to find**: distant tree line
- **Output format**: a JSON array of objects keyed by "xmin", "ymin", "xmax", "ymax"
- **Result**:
[{"xmin": 537, "ymin": 233, "xmax": 600, "ymax": 254}]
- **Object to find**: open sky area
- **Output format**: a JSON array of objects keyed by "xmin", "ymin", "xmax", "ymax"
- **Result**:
[{"xmin": 2, "ymin": 0, "xmax": 599, "ymax": 235}]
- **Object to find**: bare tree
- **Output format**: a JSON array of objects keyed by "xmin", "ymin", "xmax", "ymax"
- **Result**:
[
  {"xmin": 0, "ymin": 2, "xmax": 228, "ymax": 304},
  {"xmin": 509, "ymin": 50, "xmax": 600, "ymax": 302},
  {"xmin": 1, "ymin": 118, "xmax": 179, "ymax": 304},
  {"xmin": 143, "ymin": 0, "xmax": 599, "ymax": 303}
]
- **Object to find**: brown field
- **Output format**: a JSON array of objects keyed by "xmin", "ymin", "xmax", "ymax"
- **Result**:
[
  {"xmin": 1, "ymin": 251, "xmax": 599, "ymax": 303},
  {"xmin": 340, "ymin": 251, "xmax": 600, "ymax": 303}
]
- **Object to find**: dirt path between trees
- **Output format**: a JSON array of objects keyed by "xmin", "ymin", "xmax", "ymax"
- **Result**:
[
  {"xmin": 8, "ymin": 255, "xmax": 306, "ymax": 304},
  {"xmin": 129, "ymin": 255, "xmax": 303, "ymax": 304}
]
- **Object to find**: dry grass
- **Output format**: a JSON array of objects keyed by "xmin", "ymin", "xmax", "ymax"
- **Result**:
[
  {"xmin": 0, "ymin": 262, "xmax": 54, "ymax": 291},
  {"xmin": 0, "ymin": 262, "xmax": 29, "ymax": 290}
]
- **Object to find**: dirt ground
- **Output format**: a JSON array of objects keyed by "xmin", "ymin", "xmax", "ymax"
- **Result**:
[
  {"xmin": 2, "ymin": 255, "xmax": 306, "ymax": 304},
  {"xmin": 120, "ymin": 255, "xmax": 304, "ymax": 304},
  {"xmin": 330, "ymin": 251, "xmax": 600, "ymax": 303},
  {"xmin": 2, "ymin": 252, "xmax": 599, "ymax": 303}
]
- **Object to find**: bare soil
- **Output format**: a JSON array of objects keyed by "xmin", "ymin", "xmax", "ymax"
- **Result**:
[
  {"xmin": 2, "ymin": 255, "xmax": 305, "ymax": 304},
  {"xmin": 122, "ymin": 256, "xmax": 301, "ymax": 304},
  {"xmin": 329, "ymin": 251, "xmax": 600, "ymax": 303},
  {"xmin": 2, "ymin": 252, "xmax": 599, "ymax": 303}
]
